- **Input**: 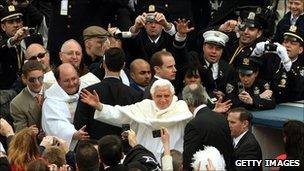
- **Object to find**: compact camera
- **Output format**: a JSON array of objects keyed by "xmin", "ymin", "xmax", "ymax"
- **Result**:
[
  {"xmin": 264, "ymin": 43, "xmax": 277, "ymax": 52},
  {"xmin": 152, "ymin": 129, "xmax": 161, "ymax": 138},
  {"xmin": 145, "ymin": 15, "xmax": 156, "ymax": 22}
]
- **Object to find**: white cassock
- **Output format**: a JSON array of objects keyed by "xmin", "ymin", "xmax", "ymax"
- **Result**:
[
  {"xmin": 93, "ymin": 96, "xmax": 193, "ymax": 161},
  {"xmin": 42, "ymin": 83, "xmax": 79, "ymax": 150}
]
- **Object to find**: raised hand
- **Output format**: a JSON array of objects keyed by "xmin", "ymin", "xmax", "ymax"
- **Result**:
[
  {"xmin": 80, "ymin": 89, "xmax": 101, "ymax": 110},
  {"xmin": 213, "ymin": 97, "xmax": 232, "ymax": 113},
  {"xmin": 174, "ymin": 18, "xmax": 195, "ymax": 36}
]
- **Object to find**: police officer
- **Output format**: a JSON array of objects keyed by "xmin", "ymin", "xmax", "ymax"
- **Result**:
[
  {"xmin": 127, "ymin": 4, "xmax": 193, "ymax": 62},
  {"xmin": 0, "ymin": 5, "xmax": 27, "ymax": 90},
  {"xmin": 224, "ymin": 56, "xmax": 276, "ymax": 110},
  {"xmin": 253, "ymin": 25, "xmax": 304, "ymax": 103},
  {"xmin": 219, "ymin": 10, "xmax": 267, "ymax": 68},
  {"xmin": 198, "ymin": 30, "xmax": 236, "ymax": 101}
]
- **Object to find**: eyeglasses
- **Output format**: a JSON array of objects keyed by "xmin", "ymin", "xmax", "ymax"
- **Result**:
[
  {"xmin": 28, "ymin": 76, "xmax": 44, "ymax": 83},
  {"xmin": 61, "ymin": 51, "xmax": 82, "ymax": 56},
  {"xmin": 29, "ymin": 51, "xmax": 48, "ymax": 60}
]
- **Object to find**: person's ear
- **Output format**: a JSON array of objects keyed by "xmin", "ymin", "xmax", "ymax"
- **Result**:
[
  {"xmin": 257, "ymin": 30, "xmax": 262, "ymax": 38},
  {"xmin": 21, "ymin": 74, "xmax": 27, "ymax": 84},
  {"xmin": 154, "ymin": 66, "xmax": 160, "ymax": 74},
  {"xmin": 298, "ymin": 46, "xmax": 303, "ymax": 55}
]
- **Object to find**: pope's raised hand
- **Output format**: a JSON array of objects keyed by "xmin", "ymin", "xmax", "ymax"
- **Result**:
[{"xmin": 80, "ymin": 89, "xmax": 100, "ymax": 110}]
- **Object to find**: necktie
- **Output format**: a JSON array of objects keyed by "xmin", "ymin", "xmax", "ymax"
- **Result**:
[{"xmin": 35, "ymin": 94, "xmax": 43, "ymax": 107}]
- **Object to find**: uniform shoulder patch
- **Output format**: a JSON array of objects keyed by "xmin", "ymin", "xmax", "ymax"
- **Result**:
[{"xmin": 226, "ymin": 83, "xmax": 234, "ymax": 94}]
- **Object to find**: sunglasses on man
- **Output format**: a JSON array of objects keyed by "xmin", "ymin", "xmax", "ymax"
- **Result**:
[
  {"xmin": 29, "ymin": 51, "xmax": 48, "ymax": 60},
  {"xmin": 28, "ymin": 76, "xmax": 44, "ymax": 83}
]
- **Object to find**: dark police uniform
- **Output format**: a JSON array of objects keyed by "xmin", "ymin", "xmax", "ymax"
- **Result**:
[
  {"xmin": 198, "ymin": 30, "xmax": 237, "ymax": 94},
  {"xmin": 223, "ymin": 11, "xmax": 267, "ymax": 68},
  {"xmin": 0, "ymin": 5, "xmax": 24, "ymax": 90},
  {"xmin": 261, "ymin": 25, "xmax": 304, "ymax": 103},
  {"xmin": 273, "ymin": 12, "xmax": 304, "ymax": 43},
  {"xmin": 125, "ymin": 4, "xmax": 186, "ymax": 62},
  {"xmin": 225, "ymin": 57, "xmax": 276, "ymax": 110}
]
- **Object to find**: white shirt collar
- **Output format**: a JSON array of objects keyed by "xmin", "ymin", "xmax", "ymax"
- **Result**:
[
  {"xmin": 204, "ymin": 59, "xmax": 219, "ymax": 80},
  {"xmin": 193, "ymin": 104, "xmax": 207, "ymax": 117},
  {"xmin": 148, "ymin": 35, "xmax": 161, "ymax": 43},
  {"xmin": 27, "ymin": 86, "xmax": 43, "ymax": 98},
  {"xmin": 233, "ymin": 130, "xmax": 248, "ymax": 148}
]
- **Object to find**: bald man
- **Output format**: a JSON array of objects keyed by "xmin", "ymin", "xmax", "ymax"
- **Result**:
[
  {"xmin": 26, "ymin": 44, "xmax": 51, "ymax": 72},
  {"xmin": 42, "ymin": 63, "xmax": 89, "ymax": 150},
  {"xmin": 59, "ymin": 39, "xmax": 88, "ymax": 76},
  {"xmin": 26, "ymin": 44, "xmax": 55, "ymax": 85},
  {"xmin": 129, "ymin": 59, "xmax": 152, "ymax": 92}
]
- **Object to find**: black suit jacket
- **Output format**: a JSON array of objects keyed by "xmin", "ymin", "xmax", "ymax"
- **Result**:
[
  {"xmin": 232, "ymin": 131, "xmax": 262, "ymax": 171},
  {"xmin": 183, "ymin": 106, "xmax": 233, "ymax": 171},
  {"xmin": 74, "ymin": 77, "xmax": 142, "ymax": 140}
]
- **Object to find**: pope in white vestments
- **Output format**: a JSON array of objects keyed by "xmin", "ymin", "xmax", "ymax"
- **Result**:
[{"xmin": 81, "ymin": 79, "xmax": 193, "ymax": 160}]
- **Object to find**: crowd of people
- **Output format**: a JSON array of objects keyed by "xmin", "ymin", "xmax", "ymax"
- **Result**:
[{"xmin": 0, "ymin": 0, "xmax": 303, "ymax": 171}]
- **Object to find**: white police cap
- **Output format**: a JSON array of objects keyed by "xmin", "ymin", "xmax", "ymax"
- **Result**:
[{"xmin": 203, "ymin": 30, "xmax": 229, "ymax": 47}]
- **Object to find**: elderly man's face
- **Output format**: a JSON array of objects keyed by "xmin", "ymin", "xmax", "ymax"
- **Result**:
[
  {"xmin": 152, "ymin": 86, "xmax": 173, "ymax": 110},
  {"xmin": 27, "ymin": 44, "xmax": 50, "ymax": 71},
  {"xmin": 60, "ymin": 42, "xmax": 83, "ymax": 68}
]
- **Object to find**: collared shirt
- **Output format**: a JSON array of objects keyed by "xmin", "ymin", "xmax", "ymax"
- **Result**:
[
  {"xmin": 290, "ymin": 13, "xmax": 304, "ymax": 25},
  {"xmin": 233, "ymin": 130, "xmax": 248, "ymax": 148},
  {"xmin": 193, "ymin": 104, "xmax": 207, "ymax": 117},
  {"xmin": 204, "ymin": 59, "xmax": 219, "ymax": 80},
  {"xmin": 27, "ymin": 86, "xmax": 43, "ymax": 98}
]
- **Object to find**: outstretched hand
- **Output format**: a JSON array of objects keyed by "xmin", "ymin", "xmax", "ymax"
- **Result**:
[
  {"xmin": 174, "ymin": 18, "xmax": 194, "ymax": 36},
  {"xmin": 213, "ymin": 96, "xmax": 232, "ymax": 113},
  {"xmin": 80, "ymin": 89, "xmax": 101, "ymax": 110}
]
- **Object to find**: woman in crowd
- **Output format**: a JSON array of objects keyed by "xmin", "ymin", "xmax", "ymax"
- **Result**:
[{"xmin": 8, "ymin": 128, "xmax": 41, "ymax": 171}]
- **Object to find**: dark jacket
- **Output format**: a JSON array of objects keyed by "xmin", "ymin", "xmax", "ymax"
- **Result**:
[
  {"xmin": 183, "ymin": 106, "xmax": 233, "ymax": 171},
  {"xmin": 74, "ymin": 77, "xmax": 142, "ymax": 140},
  {"xmin": 225, "ymin": 79, "xmax": 276, "ymax": 110},
  {"xmin": 232, "ymin": 131, "xmax": 262, "ymax": 171}
]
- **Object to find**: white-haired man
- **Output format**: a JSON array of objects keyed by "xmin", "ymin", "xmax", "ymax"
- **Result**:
[{"xmin": 80, "ymin": 79, "xmax": 193, "ymax": 161}]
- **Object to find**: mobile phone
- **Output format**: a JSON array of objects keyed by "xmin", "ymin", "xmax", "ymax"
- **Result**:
[
  {"xmin": 152, "ymin": 130, "xmax": 161, "ymax": 138},
  {"xmin": 238, "ymin": 82, "xmax": 245, "ymax": 94},
  {"xmin": 122, "ymin": 124, "xmax": 130, "ymax": 132}
]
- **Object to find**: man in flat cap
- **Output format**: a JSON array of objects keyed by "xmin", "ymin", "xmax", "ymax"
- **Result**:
[
  {"xmin": 83, "ymin": 26, "xmax": 110, "ymax": 71},
  {"xmin": 223, "ymin": 56, "xmax": 276, "ymax": 110},
  {"xmin": 253, "ymin": 25, "xmax": 304, "ymax": 103},
  {"xmin": 198, "ymin": 30, "xmax": 236, "ymax": 103},
  {"xmin": 219, "ymin": 11, "xmax": 267, "ymax": 68}
]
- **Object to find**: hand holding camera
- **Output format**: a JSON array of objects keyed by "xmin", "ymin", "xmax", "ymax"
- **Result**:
[
  {"xmin": 121, "ymin": 124, "xmax": 138, "ymax": 148},
  {"xmin": 251, "ymin": 41, "xmax": 268, "ymax": 57}
]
